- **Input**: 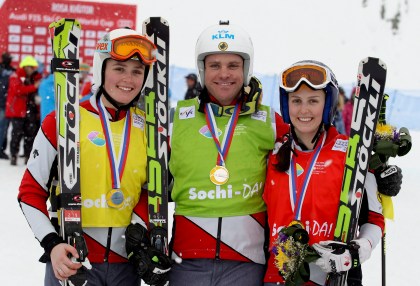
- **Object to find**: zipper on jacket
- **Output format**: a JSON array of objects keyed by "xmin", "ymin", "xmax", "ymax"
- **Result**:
[
  {"xmin": 103, "ymin": 227, "xmax": 112, "ymax": 262},
  {"xmin": 215, "ymin": 217, "xmax": 222, "ymax": 260}
]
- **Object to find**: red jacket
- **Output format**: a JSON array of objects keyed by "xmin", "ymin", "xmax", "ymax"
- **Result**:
[
  {"xmin": 263, "ymin": 128, "xmax": 384, "ymax": 284},
  {"xmin": 5, "ymin": 68, "xmax": 41, "ymax": 118}
]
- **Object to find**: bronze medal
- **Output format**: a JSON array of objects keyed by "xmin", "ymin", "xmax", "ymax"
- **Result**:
[{"xmin": 106, "ymin": 188, "xmax": 125, "ymax": 208}]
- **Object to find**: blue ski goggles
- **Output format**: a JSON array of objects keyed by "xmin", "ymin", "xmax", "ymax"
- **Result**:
[{"xmin": 279, "ymin": 63, "xmax": 333, "ymax": 92}]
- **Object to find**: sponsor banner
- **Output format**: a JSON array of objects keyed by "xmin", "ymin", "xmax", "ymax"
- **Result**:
[{"xmin": 0, "ymin": 0, "xmax": 136, "ymax": 71}]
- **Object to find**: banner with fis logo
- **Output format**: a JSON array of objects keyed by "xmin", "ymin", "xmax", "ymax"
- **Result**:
[{"xmin": 0, "ymin": 0, "xmax": 136, "ymax": 71}]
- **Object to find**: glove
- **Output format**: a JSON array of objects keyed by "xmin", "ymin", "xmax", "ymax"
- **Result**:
[
  {"xmin": 125, "ymin": 223, "xmax": 172, "ymax": 286},
  {"xmin": 375, "ymin": 165, "xmax": 403, "ymax": 196},
  {"xmin": 40, "ymin": 233, "xmax": 65, "ymax": 256},
  {"xmin": 312, "ymin": 238, "xmax": 372, "ymax": 273}
]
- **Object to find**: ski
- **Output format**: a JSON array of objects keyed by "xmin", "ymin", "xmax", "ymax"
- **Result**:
[
  {"xmin": 49, "ymin": 18, "xmax": 90, "ymax": 286},
  {"xmin": 142, "ymin": 17, "xmax": 170, "ymax": 255},
  {"xmin": 328, "ymin": 57, "xmax": 387, "ymax": 285}
]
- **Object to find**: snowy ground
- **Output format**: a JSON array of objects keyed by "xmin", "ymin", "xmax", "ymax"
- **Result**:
[{"xmin": 1, "ymin": 132, "xmax": 418, "ymax": 285}]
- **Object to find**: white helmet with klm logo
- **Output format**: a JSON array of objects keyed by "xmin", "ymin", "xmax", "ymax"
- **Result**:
[{"xmin": 195, "ymin": 20, "xmax": 254, "ymax": 87}]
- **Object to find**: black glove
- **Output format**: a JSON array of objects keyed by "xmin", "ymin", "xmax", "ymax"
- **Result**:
[
  {"xmin": 125, "ymin": 223, "xmax": 171, "ymax": 286},
  {"xmin": 39, "ymin": 232, "xmax": 65, "ymax": 262},
  {"xmin": 375, "ymin": 165, "xmax": 403, "ymax": 196}
]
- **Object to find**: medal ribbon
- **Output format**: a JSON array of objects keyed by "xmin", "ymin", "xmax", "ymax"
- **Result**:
[
  {"xmin": 205, "ymin": 103, "xmax": 240, "ymax": 166},
  {"xmin": 97, "ymin": 97, "xmax": 131, "ymax": 189},
  {"xmin": 289, "ymin": 133, "xmax": 326, "ymax": 221}
]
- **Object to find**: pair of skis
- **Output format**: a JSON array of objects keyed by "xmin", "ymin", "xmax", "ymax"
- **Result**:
[
  {"xmin": 50, "ymin": 18, "xmax": 169, "ymax": 285},
  {"xmin": 327, "ymin": 57, "xmax": 387, "ymax": 285},
  {"xmin": 49, "ymin": 18, "xmax": 89, "ymax": 286}
]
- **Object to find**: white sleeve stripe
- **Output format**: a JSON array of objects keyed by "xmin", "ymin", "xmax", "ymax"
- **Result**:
[
  {"xmin": 27, "ymin": 129, "xmax": 57, "ymax": 192},
  {"xmin": 359, "ymin": 223, "xmax": 382, "ymax": 250},
  {"xmin": 20, "ymin": 202, "xmax": 57, "ymax": 241},
  {"xmin": 130, "ymin": 213, "xmax": 147, "ymax": 229},
  {"xmin": 271, "ymin": 108, "xmax": 276, "ymax": 144},
  {"xmin": 364, "ymin": 172, "xmax": 383, "ymax": 215},
  {"xmin": 40, "ymin": 124, "xmax": 57, "ymax": 150}
]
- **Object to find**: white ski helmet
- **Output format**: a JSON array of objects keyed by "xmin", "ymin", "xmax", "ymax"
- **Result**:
[
  {"xmin": 92, "ymin": 28, "xmax": 156, "ymax": 95},
  {"xmin": 195, "ymin": 20, "xmax": 254, "ymax": 87}
]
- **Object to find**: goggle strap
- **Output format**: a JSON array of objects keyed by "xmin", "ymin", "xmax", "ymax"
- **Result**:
[{"xmin": 95, "ymin": 40, "xmax": 112, "ymax": 53}]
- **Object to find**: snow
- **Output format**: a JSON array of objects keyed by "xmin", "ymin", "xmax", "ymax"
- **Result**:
[{"xmin": 1, "ymin": 131, "xmax": 418, "ymax": 285}]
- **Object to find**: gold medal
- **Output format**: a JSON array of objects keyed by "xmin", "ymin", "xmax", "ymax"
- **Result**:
[
  {"xmin": 106, "ymin": 188, "xmax": 125, "ymax": 208},
  {"xmin": 288, "ymin": 220, "xmax": 304, "ymax": 228},
  {"xmin": 210, "ymin": 165, "xmax": 229, "ymax": 185}
]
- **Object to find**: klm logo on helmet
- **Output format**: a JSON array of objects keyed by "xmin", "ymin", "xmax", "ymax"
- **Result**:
[{"xmin": 212, "ymin": 30, "xmax": 235, "ymax": 40}]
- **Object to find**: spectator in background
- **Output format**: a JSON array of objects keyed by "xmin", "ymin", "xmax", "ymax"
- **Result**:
[
  {"xmin": 5, "ymin": 56, "xmax": 42, "ymax": 165},
  {"xmin": 79, "ymin": 62, "xmax": 92, "ymax": 102},
  {"xmin": 39, "ymin": 63, "xmax": 94, "ymax": 123},
  {"xmin": 342, "ymin": 86, "xmax": 356, "ymax": 136},
  {"xmin": 38, "ymin": 72, "xmax": 55, "ymax": 123},
  {"xmin": 0, "ymin": 52, "xmax": 16, "ymax": 159},
  {"xmin": 184, "ymin": 73, "xmax": 201, "ymax": 100},
  {"xmin": 333, "ymin": 86, "xmax": 346, "ymax": 134}
]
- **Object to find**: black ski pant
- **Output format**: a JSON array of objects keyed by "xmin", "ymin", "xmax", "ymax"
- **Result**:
[{"xmin": 9, "ymin": 116, "xmax": 39, "ymax": 158}]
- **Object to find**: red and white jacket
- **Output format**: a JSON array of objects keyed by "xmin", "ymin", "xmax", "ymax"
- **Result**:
[
  {"xmin": 17, "ymin": 96, "xmax": 149, "ymax": 263},
  {"xmin": 263, "ymin": 127, "xmax": 384, "ymax": 285}
]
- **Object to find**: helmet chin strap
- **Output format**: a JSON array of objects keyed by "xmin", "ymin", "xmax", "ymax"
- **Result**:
[
  {"xmin": 310, "ymin": 123, "xmax": 325, "ymax": 146},
  {"xmin": 99, "ymin": 85, "xmax": 138, "ymax": 111},
  {"xmin": 291, "ymin": 123, "xmax": 324, "ymax": 151},
  {"xmin": 197, "ymin": 77, "xmax": 262, "ymax": 116}
]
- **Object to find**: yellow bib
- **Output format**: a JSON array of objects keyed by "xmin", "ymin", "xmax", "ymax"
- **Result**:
[{"xmin": 78, "ymin": 107, "xmax": 147, "ymax": 227}]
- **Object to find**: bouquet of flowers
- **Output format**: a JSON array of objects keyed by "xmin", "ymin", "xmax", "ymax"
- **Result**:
[
  {"xmin": 370, "ymin": 123, "xmax": 411, "ymax": 170},
  {"xmin": 272, "ymin": 221, "xmax": 318, "ymax": 286},
  {"xmin": 369, "ymin": 94, "xmax": 412, "ymax": 171}
]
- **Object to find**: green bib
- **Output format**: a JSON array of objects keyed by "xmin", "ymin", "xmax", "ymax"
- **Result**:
[{"xmin": 170, "ymin": 99, "xmax": 275, "ymax": 217}]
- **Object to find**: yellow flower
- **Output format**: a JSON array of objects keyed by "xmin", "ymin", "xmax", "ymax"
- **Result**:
[
  {"xmin": 274, "ymin": 244, "xmax": 289, "ymax": 271},
  {"xmin": 375, "ymin": 123, "xmax": 396, "ymax": 140}
]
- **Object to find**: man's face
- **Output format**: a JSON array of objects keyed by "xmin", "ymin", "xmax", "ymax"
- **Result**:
[{"xmin": 204, "ymin": 53, "xmax": 244, "ymax": 106}]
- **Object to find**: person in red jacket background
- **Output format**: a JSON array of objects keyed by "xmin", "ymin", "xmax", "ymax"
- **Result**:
[
  {"xmin": 342, "ymin": 87, "xmax": 356, "ymax": 136},
  {"xmin": 5, "ymin": 55, "xmax": 41, "ymax": 165}
]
